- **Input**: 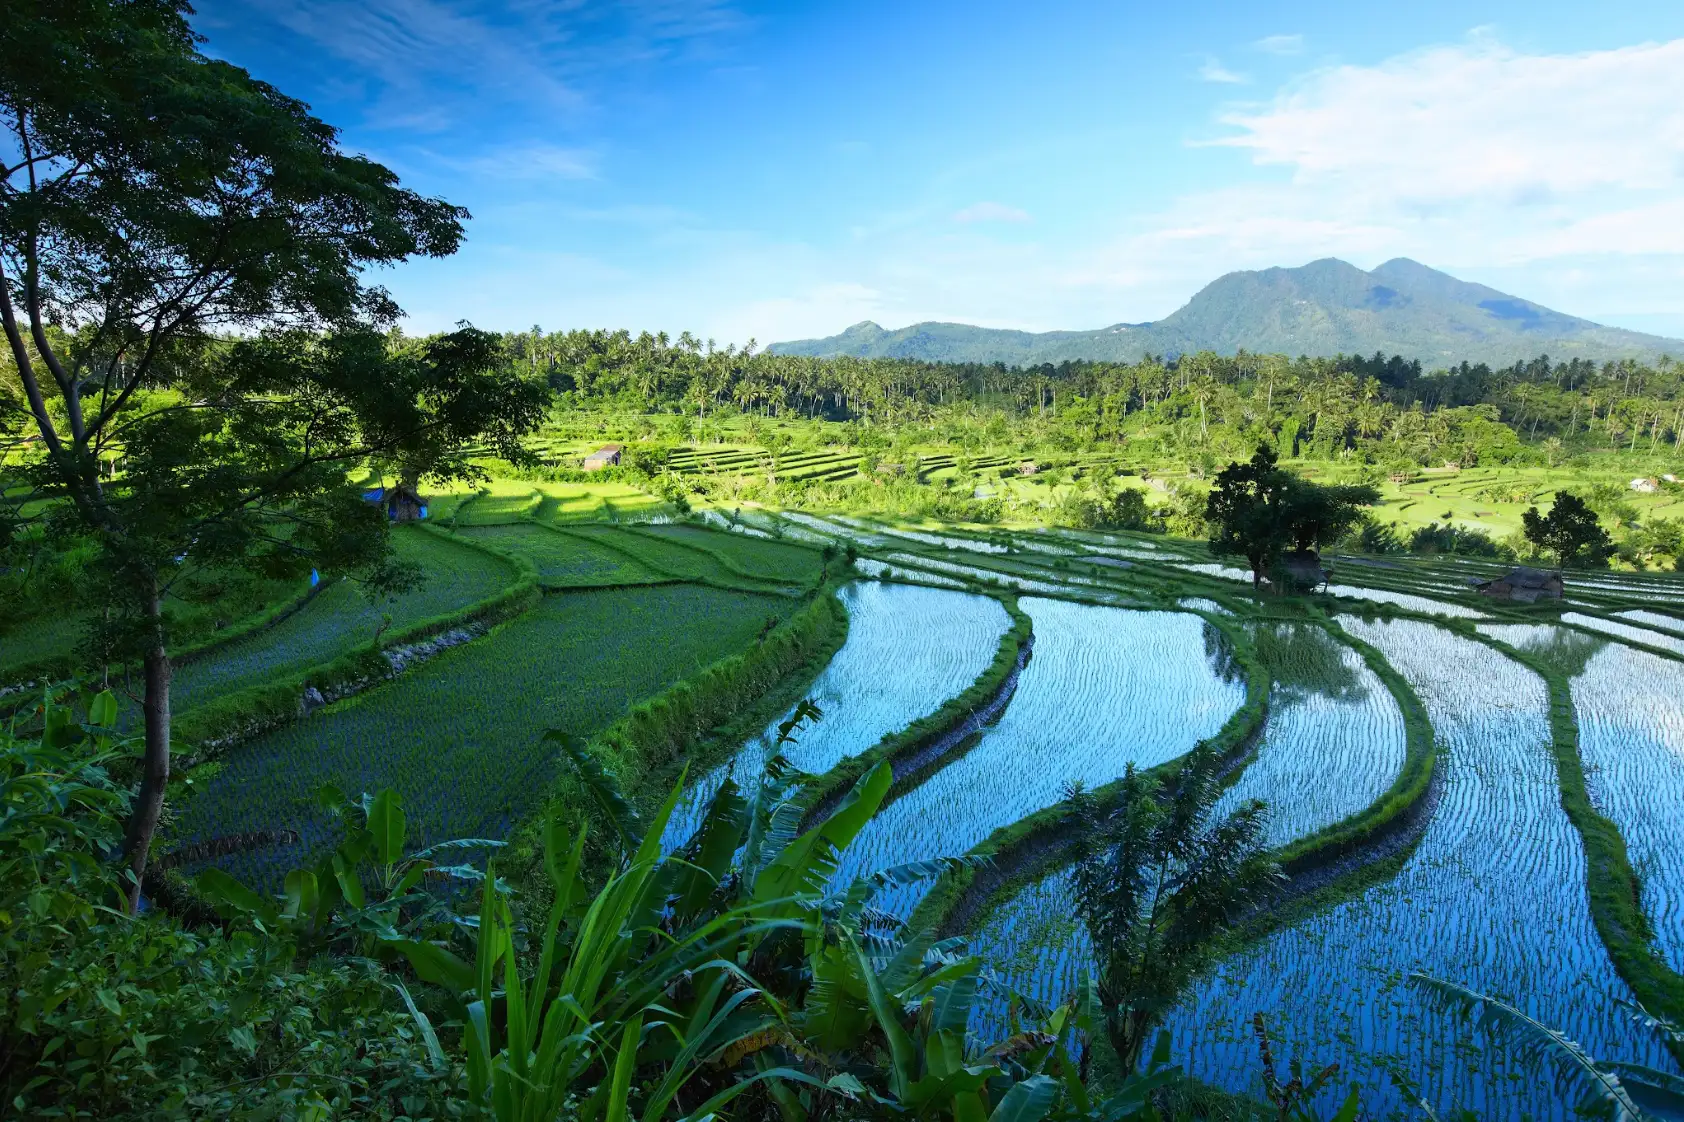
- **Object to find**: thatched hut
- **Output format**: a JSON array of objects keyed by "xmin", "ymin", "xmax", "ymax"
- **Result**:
[
  {"xmin": 1279, "ymin": 549, "xmax": 1330, "ymax": 592},
  {"xmin": 1475, "ymin": 566, "xmax": 1563, "ymax": 603}
]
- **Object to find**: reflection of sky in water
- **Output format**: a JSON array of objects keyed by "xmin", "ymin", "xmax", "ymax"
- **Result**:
[
  {"xmin": 1485, "ymin": 622, "xmax": 1684, "ymax": 972},
  {"xmin": 661, "ymin": 582, "xmax": 1009, "ymax": 849},
  {"xmin": 1173, "ymin": 617, "xmax": 1668, "ymax": 1118},
  {"xmin": 976, "ymin": 618, "xmax": 1671, "ymax": 1119},
  {"xmin": 1211, "ymin": 622, "xmax": 1408, "ymax": 846},
  {"xmin": 841, "ymin": 600, "xmax": 1245, "ymax": 917},
  {"xmin": 1563, "ymin": 612, "xmax": 1684, "ymax": 656}
]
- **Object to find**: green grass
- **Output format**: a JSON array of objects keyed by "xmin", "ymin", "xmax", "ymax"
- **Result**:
[
  {"xmin": 167, "ymin": 526, "xmax": 517, "ymax": 715},
  {"xmin": 175, "ymin": 583, "xmax": 795, "ymax": 887},
  {"xmin": 455, "ymin": 523, "xmax": 666, "ymax": 587},
  {"xmin": 533, "ymin": 480, "xmax": 668, "ymax": 522},
  {"xmin": 455, "ymin": 480, "xmax": 541, "ymax": 525},
  {"xmin": 561, "ymin": 524, "xmax": 793, "ymax": 592},
  {"xmin": 635, "ymin": 523, "xmax": 826, "ymax": 585}
]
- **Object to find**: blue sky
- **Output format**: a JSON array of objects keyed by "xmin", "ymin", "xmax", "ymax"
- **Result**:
[{"xmin": 194, "ymin": 0, "xmax": 1684, "ymax": 343}]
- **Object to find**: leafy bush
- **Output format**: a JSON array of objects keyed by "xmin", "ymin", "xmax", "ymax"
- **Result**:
[
  {"xmin": 1342, "ymin": 515, "xmax": 1403, "ymax": 554},
  {"xmin": 1408, "ymin": 522, "xmax": 1511, "ymax": 558},
  {"xmin": 1, "ymin": 699, "xmax": 457, "ymax": 1119}
]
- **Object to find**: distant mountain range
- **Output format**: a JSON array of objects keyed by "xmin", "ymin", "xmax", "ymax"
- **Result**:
[{"xmin": 769, "ymin": 258, "xmax": 1683, "ymax": 367}]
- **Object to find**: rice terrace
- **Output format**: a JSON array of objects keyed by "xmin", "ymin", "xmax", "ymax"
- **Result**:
[{"xmin": 7, "ymin": 3, "xmax": 1684, "ymax": 1120}]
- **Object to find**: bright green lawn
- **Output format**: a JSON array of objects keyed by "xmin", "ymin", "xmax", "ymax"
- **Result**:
[
  {"xmin": 455, "ymin": 523, "xmax": 664, "ymax": 587},
  {"xmin": 176, "ymin": 583, "xmax": 794, "ymax": 886}
]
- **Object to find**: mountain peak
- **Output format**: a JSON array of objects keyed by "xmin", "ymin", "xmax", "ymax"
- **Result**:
[{"xmin": 769, "ymin": 259, "xmax": 1683, "ymax": 365}]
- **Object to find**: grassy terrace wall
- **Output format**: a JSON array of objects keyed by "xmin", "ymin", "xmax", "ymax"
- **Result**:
[
  {"xmin": 911, "ymin": 608, "xmax": 1270, "ymax": 939},
  {"xmin": 1266, "ymin": 616, "xmax": 1438, "ymax": 880},
  {"xmin": 799, "ymin": 593, "xmax": 1033, "ymax": 824},
  {"xmin": 503, "ymin": 580, "xmax": 850, "ymax": 894},
  {"xmin": 173, "ymin": 525, "xmax": 540, "ymax": 749}
]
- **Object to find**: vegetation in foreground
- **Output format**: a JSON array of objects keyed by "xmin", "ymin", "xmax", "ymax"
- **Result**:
[{"xmin": 5, "ymin": 3, "xmax": 1684, "ymax": 1119}]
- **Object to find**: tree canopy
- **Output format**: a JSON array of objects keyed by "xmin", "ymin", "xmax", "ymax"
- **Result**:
[
  {"xmin": 1522, "ymin": 492, "xmax": 1614, "ymax": 569},
  {"xmin": 1204, "ymin": 445, "xmax": 1378, "ymax": 588},
  {"xmin": 0, "ymin": 0, "xmax": 545, "ymax": 907}
]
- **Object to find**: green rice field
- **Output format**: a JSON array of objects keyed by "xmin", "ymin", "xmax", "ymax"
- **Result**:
[
  {"xmin": 55, "ymin": 497, "xmax": 1684, "ymax": 1117},
  {"xmin": 176, "ymin": 583, "xmax": 793, "ymax": 886}
]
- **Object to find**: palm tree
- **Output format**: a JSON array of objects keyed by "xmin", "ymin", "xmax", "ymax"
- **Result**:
[{"xmin": 1069, "ymin": 744, "xmax": 1281, "ymax": 1071}]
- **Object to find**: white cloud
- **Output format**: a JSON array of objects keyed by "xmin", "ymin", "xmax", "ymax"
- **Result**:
[
  {"xmin": 1198, "ymin": 57, "xmax": 1247, "ymax": 84},
  {"xmin": 1213, "ymin": 38, "xmax": 1684, "ymax": 202},
  {"xmin": 952, "ymin": 201, "xmax": 1032, "ymax": 224},
  {"xmin": 1254, "ymin": 34, "xmax": 1304, "ymax": 55},
  {"xmin": 455, "ymin": 143, "xmax": 598, "ymax": 180},
  {"xmin": 400, "ymin": 35, "xmax": 1684, "ymax": 342}
]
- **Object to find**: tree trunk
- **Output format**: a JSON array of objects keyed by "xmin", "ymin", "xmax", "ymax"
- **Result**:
[
  {"xmin": 124, "ymin": 591, "xmax": 171, "ymax": 914},
  {"xmin": 1105, "ymin": 1008, "xmax": 1153, "ymax": 1075}
]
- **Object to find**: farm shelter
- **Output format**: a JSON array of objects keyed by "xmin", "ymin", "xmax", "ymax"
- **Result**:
[
  {"xmin": 1474, "ymin": 566, "xmax": 1564, "ymax": 603},
  {"xmin": 362, "ymin": 484, "xmax": 427, "ymax": 521},
  {"xmin": 582, "ymin": 444, "xmax": 623, "ymax": 470},
  {"xmin": 1280, "ymin": 549, "xmax": 1331, "ymax": 591}
]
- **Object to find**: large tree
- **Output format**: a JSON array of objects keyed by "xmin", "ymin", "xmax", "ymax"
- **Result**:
[
  {"xmin": 0, "ymin": 0, "xmax": 545, "ymax": 907},
  {"xmin": 1522, "ymin": 491, "xmax": 1613, "ymax": 569},
  {"xmin": 1205, "ymin": 445, "xmax": 1378, "ymax": 589}
]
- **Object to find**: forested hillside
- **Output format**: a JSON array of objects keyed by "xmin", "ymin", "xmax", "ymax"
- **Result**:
[
  {"xmin": 504, "ymin": 326, "xmax": 1684, "ymax": 469},
  {"xmin": 771, "ymin": 258, "xmax": 1684, "ymax": 366}
]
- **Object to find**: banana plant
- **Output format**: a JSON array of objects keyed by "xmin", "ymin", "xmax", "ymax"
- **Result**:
[
  {"xmin": 387, "ymin": 774, "xmax": 863, "ymax": 1122},
  {"xmin": 197, "ymin": 784, "xmax": 502, "ymax": 958}
]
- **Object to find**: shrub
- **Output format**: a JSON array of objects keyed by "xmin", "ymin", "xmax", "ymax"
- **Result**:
[{"xmin": 1408, "ymin": 522, "xmax": 1510, "ymax": 558}]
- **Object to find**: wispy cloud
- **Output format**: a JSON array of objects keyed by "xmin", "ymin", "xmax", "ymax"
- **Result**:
[
  {"xmin": 1254, "ymin": 34, "xmax": 1304, "ymax": 55},
  {"xmin": 211, "ymin": 0, "xmax": 749, "ymax": 131},
  {"xmin": 1197, "ymin": 56, "xmax": 1247, "ymax": 84},
  {"xmin": 457, "ymin": 143, "xmax": 599, "ymax": 181},
  {"xmin": 953, "ymin": 201, "xmax": 1032, "ymax": 224}
]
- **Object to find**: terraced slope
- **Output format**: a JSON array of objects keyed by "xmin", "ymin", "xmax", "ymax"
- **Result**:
[
  {"xmin": 1486, "ymin": 623, "xmax": 1684, "ymax": 972},
  {"xmin": 456, "ymin": 523, "xmax": 664, "ymax": 587},
  {"xmin": 1164, "ymin": 618, "xmax": 1668, "ymax": 1118},
  {"xmin": 969, "ymin": 621, "xmax": 1408, "ymax": 1034},
  {"xmin": 168, "ymin": 528, "xmax": 517, "ymax": 715},
  {"xmin": 662, "ymin": 582, "xmax": 1011, "ymax": 847},
  {"xmin": 177, "ymin": 584, "xmax": 794, "ymax": 888},
  {"xmin": 836, "ymin": 600, "xmax": 1245, "ymax": 917},
  {"xmin": 636, "ymin": 524, "xmax": 826, "ymax": 586}
]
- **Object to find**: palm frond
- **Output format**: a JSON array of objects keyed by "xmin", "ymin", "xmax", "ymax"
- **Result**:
[{"xmin": 1407, "ymin": 972, "xmax": 1644, "ymax": 1120}]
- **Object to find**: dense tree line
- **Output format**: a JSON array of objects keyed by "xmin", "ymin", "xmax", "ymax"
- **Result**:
[{"xmin": 503, "ymin": 327, "xmax": 1684, "ymax": 468}]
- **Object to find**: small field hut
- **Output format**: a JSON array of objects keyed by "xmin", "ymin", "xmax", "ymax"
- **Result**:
[
  {"xmin": 582, "ymin": 444, "xmax": 623, "ymax": 471},
  {"xmin": 1280, "ymin": 549, "xmax": 1331, "ymax": 591},
  {"xmin": 1474, "ymin": 566, "xmax": 1563, "ymax": 603},
  {"xmin": 363, "ymin": 484, "xmax": 426, "ymax": 521}
]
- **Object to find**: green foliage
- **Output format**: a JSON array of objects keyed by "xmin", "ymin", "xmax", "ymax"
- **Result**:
[
  {"xmin": 1344, "ymin": 515, "xmax": 1403, "ymax": 555},
  {"xmin": 1069, "ymin": 744, "xmax": 1282, "ymax": 1071},
  {"xmin": 176, "ymin": 583, "xmax": 792, "ymax": 889},
  {"xmin": 1408, "ymin": 973, "xmax": 1684, "ymax": 1120},
  {"xmin": 0, "ymin": 706, "xmax": 459, "ymax": 1118},
  {"xmin": 1523, "ymin": 492, "xmax": 1615, "ymax": 568},
  {"xmin": 1205, "ymin": 446, "xmax": 1378, "ymax": 586},
  {"xmin": 1406, "ymin": 522, "xmax": 1510, "ymax": 558},
  {"xmin": 195, "ymin": 784, "xmax": 503, "ymax": 961},
  {"xmin": 1056, "ymin": 486, "xmax": 1157, "ymax": 533}
]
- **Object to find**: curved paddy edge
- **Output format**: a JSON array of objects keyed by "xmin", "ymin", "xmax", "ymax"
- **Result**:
[
  {"xmin": 913, "ymin": 610, "xmax": 1270, "ymax": 940},
  {"xmin": 800, "ymin": 593, "xmax": 1034, "ymax": 825},
  {"xmin": 501, "ymin": 581, "xmax": 851, "ymax": 897},
  {"xmin": 1475, "ymin": 628, "xmax": 1684, "ymax": 1034},
  {"xmin": 171, "ymin": 525, "xmax": 539, "ymax": 750}
]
